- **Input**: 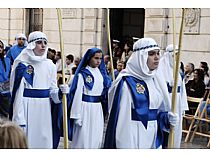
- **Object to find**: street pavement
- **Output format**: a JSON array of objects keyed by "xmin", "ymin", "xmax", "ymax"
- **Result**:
[{"xmin": 58, "ymin": 120, "xmax": 209, "ymax": 149}]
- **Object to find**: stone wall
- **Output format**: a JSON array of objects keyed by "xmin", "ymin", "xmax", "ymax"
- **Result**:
[
  {"xmin": 1, "ymin": 8, "xmax": 210, "ymax": 68},
  {"xmin": 43, "ymin": 8, "xmax": 104, "ymax": 58},
  {"xmin": 145, "ymin": 8, "xmax": 210, "ymax": 68},
  {"xmin": 0, "ymin": 8, "xmax": 26, "ymax": 45}
]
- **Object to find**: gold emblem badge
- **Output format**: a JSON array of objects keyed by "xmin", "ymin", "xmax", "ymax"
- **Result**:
[
  {"xmin": 136, "ymin": 83, "xmax": 145, "ymax": 94},
  {"xmin": 26, "ymin": 65, "xmax": 34, "ymax": 74},
  {"xmin": 86, "ymin": 75, "xmax": 92, "ymax": 83}
]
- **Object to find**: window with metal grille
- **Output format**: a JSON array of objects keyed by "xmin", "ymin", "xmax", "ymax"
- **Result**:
[{"xmin": 26, "ymin": 8, "xmax": 43, "ymax": 35}]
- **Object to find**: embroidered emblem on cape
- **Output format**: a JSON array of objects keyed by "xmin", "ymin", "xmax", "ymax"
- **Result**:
[
  {"xmin": 86, "ymin": 75, "xmax": 93, "ymax": 83},
  {"xmin": 26, "ymin": 65, "xmax": 34, "ymax": 74},
  {"xmin": 136, "ymin": 83, "xmax": 145, "ymax": 94}
]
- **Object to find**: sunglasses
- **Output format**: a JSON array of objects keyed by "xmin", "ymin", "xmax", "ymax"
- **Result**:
[
  {"xmin": 0, "ymin": 45, "xmax": 3, "ymax": 49},
  {"xmin": 36, "ymin": 40, "xmax": 47, "ymax": 45}
]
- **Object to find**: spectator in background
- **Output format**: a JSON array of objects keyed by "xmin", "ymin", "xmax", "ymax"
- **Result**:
[
  {"xmin": 106, "ymin": 61, "xmax": 113, "ymax": 80},
  {"xmin": 112, "ymin": 39, "xmax": 122, "ymax": 69},
  {"xmin": 104, "ymin": 55, "xmax": 110, "ymax": 67},
  {"xmin": 184, "ymin": 62, "xmax": 194, "ymax": 84},
  {"xmin": 74, "ymin": 57, "xmax": 80, "ymax": 66},
  {"xmin": 55, "ymin": 51, "xmax": 62, "ymax": 73},
  {"xmin": 120, "ymin": 37, "xmax": 133, "ymax": 65},
  {"xmin": 47, "ymin": 48, "xmax": 56, "ymax": 64},
  {"xmin": 114, "ymin": 61, "xmax": 124, "ymax": 79},
  {"xmin": 0, "ymin": 118, "xmax": 28, "ymax": 148},
  {"xmin": 199, "ymin": 61, "xmax": 210, "ymax": 86},
  {"xmin": 185, "ymin": 68, "xmax": 206, "ymax": 114},
  {"xmin": 73, "ymin": 56, "xmax": 81, "ymax": 72},
  {"xmin": 65, "ymin": 54, "xmax": 74, "ymax": 75},
  {"xmin": 180, "ymin": 62, "xmax": 185, "ymax": 80},
  {"xmin": 0, "ymin": 40, "xmax": 11, "ymax": 118},
  {"xmin": 6, "ymin": 33, "xmax": 27, "ymax": 65}
]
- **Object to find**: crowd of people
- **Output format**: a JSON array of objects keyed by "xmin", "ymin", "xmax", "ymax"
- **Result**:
[{"xmin": 0, "ymin": 31, "xmax": 209, "ymax": 149}]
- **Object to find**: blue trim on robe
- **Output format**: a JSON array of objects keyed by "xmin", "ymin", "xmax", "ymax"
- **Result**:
[
  {"xmin": 0, "ymin": 57, "xmax": 11, "ymax": 83},
  {"xmin": 156, "ymin": 112, "xmax": 170, "ymax": 148},
  {"xmin": 23, "ymin": 88, "xmax": 50, "ymax": 98},
  {"xmin": 9, "ymin": 63, "xmax": 30, "ymax": 119},
  {"xmin": 51, "ymin": 100, "xmax": 72, "ymax": 149},
  {"xmin": 104, "ymin": 76, "xmax": 170, "ymax": 149},
  {"xmin": 167, "ymin": 82, "xmax": 180, "ymax": 93},
  {"xmin": 82, "ymin": 94, "xmax": 102, "ymax": 103},
  {"xmin": 80, "ymin": 68, "xmax": 94, "ymax": 90}
]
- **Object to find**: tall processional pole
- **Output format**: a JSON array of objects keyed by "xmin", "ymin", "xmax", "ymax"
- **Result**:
[
  {"xmin": 56, "ymin": 8, "xmax": 69, "ymax": 149},
  {"xmin": 168, "ymin": 8, "xmax": 186, "ymax": 148}
]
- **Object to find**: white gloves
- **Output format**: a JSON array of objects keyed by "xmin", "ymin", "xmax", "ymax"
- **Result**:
[
  {"xmin": 20, "ymin": 125, "xmax": 26, "ymax": 133},
  {"xmin": 169, "ymin": 80, "xmax": 174, "ymax": 87},
  {"xmin": 168, "ymin": 112, "xmax": 179, "ymax": 127},
  {"xmin": 59, "ymin": 84, "xmax": 70, "ymax": 94},
  {"xmin": 75, "ymin": 119, "xmax": 82, "ymax": 126}
]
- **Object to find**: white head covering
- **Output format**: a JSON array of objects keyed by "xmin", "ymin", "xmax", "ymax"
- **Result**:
[
  {"xmin": 0, "ymin": 39, "xmax": 6, "ymax": 50},
  {"xmin": 164, "ymin": 44, "xmax": 178, "ymax": 68},
  {"xmin": 15, "ymin": 33, "xmax": 28, "ymax": 46},
  {"xmin": 10, "ymin": 31, "xmax": 49, "ymax": 93},
  {"xmin": 27, "ymin": 31, "xmax": 47, "ymax": 50},
  {"xmin": 12, "ymin": 31, "xmax": 48, "ymax": 69},
  {"xmin": 125, "ymin": 38, "xmax": 160, "ymax": 80}
]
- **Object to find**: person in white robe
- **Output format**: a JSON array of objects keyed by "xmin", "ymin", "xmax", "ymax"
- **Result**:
[
  {"xmin": 9, "ymin": 31, "xmax": 69, "ymax": 149},
  {"xmin": 157, "ymin": 44, "xmax": 188, "ymax": 148},
  {"xmin": 104, "ymin": 38, "xmax": 178, "ymax": 149},
  {"xmin": 68, "ymin": 47, "xmax": 111, "ymax": 149}
]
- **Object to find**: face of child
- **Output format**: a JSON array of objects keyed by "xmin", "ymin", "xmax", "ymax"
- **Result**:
[
  {"xmin": 147, "ymin": 49, "xmax": 160, "ymax": 71},
  {"xmin": 33, "ymin": 40, "xmax": 47, "ymax": 56},
  {"xmin": 117, "ymin": 62, "xmax": 124, "ymax": 72},
  {"xmin": 89, "ymin": 52, "xmax": 102, "ymax": 68}
]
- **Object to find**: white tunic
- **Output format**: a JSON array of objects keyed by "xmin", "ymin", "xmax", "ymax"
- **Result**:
[
  {"xmin": 70, "ymin": 66, "xmax": 104, "ymax": 148},
  {"xmin": 11, "ymin": 59, "xmax": 58, "ymax": 148},
  {"xmin": 115, "ymin": 77, "xmax": 165, "ymax": 149},
  {"xmin": 158, "ymin": 55, "xmax": 189, "ymax": 148}
]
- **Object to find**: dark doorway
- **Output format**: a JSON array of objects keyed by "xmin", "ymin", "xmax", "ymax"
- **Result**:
[
  {"xmin": 110, "ymin": 8, "xmax": 145, "ymax": 44},
  {"xmin": 25, "ymin": 9, "xmax": 43, "ymax": 37}
]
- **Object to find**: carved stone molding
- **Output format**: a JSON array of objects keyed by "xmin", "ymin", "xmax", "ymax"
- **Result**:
[
  {"xmin": 62, "ymin": 9, "xmax": 77, "ymax": 19},
  {"xmin": 184, "ymin": 8, "xmax": 201, "ymax": 34}
]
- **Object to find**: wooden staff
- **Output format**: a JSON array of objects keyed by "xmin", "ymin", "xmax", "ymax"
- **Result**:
[
  {"xmin": 172, "ymin": 9, "xmax": 176, "ymax": 78},
  {"xmin": 168, "ymin": 8, "xmax": 186, "ymax": 148},
  {"xmin": 56, "ymin": 8, "xmax": 69, "ymax": 149},
  {"xmin": 106, "ymin": 8, "xmax": 115, "ymax": 81}
]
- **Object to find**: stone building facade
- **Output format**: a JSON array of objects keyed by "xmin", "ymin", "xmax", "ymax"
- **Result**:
[{"xmin": 0, "ymin": 8, "xmax": 209, "ymax": 67}]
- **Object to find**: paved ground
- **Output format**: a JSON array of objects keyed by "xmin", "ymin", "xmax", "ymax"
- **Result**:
[
  {"xmin": 58, "ymin": 137, "xmax": 209, "ymax": 149},
  {"xmin": 58, "ymin": 120, "xmax": 209, "ymax": 149}
]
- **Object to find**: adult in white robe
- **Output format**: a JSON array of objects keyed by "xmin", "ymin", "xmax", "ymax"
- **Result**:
[
  {"xmin": 10, "ymin": 31, "xmax": 68, "ymax": 149},
  {"xmin": 104, "ymin": 38, "xmax": 178, "ymax": 149},
  {"xmin": 68, "ymin": 48, "xmax": 111, "ymax": 148},
  {"xmin": 157, "ymin": 44, "xmax": 188, "ymax": 148}
]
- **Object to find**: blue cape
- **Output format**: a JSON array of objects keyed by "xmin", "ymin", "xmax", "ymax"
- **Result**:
[
  {"xmin": 67, "ymin": 47, "xmax": 112, "ymax": 140},
  {"xmin": 103, "ymin": 75, "xmax": 170, "ymax": 148}
]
